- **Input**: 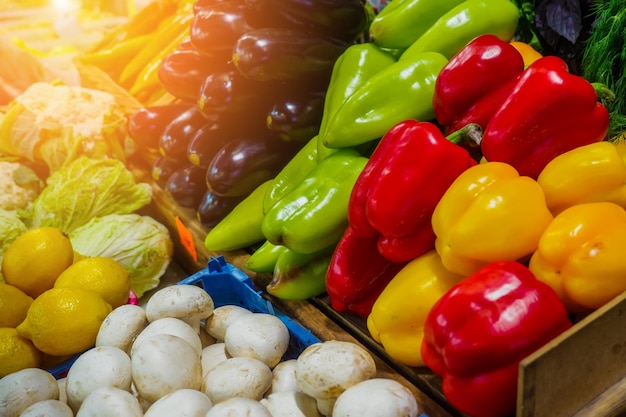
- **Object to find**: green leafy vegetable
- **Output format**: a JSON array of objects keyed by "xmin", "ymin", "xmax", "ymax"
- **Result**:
[
  {"xmin": 69, "ymin": 213, "xmax": 173, "ymax": 298},
  {"xmin": 0, "ymin": 208, "xmax": 28, "ymax": 282},
  {"xmin": 27, "ymin": 156, "xmax": 152, "ymax": 233},
  {"xmin": 582, "ymin": 0, "xmax": 626, "ymax": 138}
]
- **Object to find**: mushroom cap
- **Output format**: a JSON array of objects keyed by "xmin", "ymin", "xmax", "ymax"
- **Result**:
[
  {"xmin": 205, "ymin": 397, "xmax": 271, "ymax": 417},
  {"xmin": 145, "ymin": 285, "xmax": 214, "ymax": 329},
  {"xmin": 295, "ymin": 340, "xmax": 377, "ymax": 399},
  {"xmin": 332, "ymin": 378, "xmax": 419, "ymax": 417}
]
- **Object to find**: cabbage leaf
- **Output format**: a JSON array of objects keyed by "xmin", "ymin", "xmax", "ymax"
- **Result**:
[
  {"xmin": 0, "ymin": 208, "xmax": 28, "ymax": 282},
  {"xmin": 69, "ymin": 213, "xmax": 173, "ymax": 298},
  {"xmin": 27, "ymin": 156, "xmax": 152, "ymax": 233}
]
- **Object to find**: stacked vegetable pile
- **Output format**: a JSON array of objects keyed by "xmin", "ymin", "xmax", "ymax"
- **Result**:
[
  {"xmin": 0, "ymin": 281, "xmax": 421, "ymax": 417},
  {"xmin": 0, "ymin": 76, "xmax": 172, "ymax": 379},
  {"xmin": 126, "ymin": 0, "xmax": 370, "ymax": 228},
  {"xmin": 199, "ymin": 1, "xmax": 626, "ymax": 416}
]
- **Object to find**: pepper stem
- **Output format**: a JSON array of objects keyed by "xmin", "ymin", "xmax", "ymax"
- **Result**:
[
  {"xmin": 592, "ymin": 82, "xmax": 616, "ymax": 102},
  {"xmin": 446, "ymin": 123, "xmax": 483, "ymax": 147}
]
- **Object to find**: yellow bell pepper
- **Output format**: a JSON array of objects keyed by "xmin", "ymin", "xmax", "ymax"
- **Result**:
[
  {"xmin": 529, "ymin": 201, "xmax": 626, "ymax": 312},
  {"xmin": 432, "ymin": 161, "xmax": 554, "ymax": 276},
  {"xmin": 366, "ymin": 250, "xmax": 464, "ymax": 367},
  {"xmin": 537, "ymin": 141, "xmax": 626, "ymax": 215}
]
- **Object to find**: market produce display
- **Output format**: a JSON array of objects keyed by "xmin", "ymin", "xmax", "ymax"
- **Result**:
[
  {"xmin": 120, "ymin": 0, "xmax": 372, "ymax": 233},
  {"xmin": 3, "ymin": 0, "xmax": 626, "ymax": 416},
  {"xmin": 0, "ymin": 269, "xmax": 421, "ymax": 417}
]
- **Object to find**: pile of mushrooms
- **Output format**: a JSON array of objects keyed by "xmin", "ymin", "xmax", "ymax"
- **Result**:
[{"xmin": 0, "ymin": 283, "xmax": 421, "ymax": 417}]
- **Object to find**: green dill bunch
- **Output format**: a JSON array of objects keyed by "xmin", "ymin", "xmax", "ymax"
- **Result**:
[{"xmin": 582, "ymin": 0, "xmax": 626, "ymax": 139}]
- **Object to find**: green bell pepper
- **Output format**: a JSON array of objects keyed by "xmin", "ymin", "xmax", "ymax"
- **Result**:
[
  {"xmin": 262, "ymin": 149, "xmax": 368, "ymax": 254},
  {"xmin": 320, "ymin": 51, "xmax": 448, "ymax": 149},
  {"xmin": 317, "ymin": 42, "xmax": 396, "ymax": 159},
  {"xmin": 203, "ymin": 180, "xmax": 272, "ymax": 252},
  {"xmin": 369, "ymin": 0, "xmax": 466, "ymax": 50},
  {"xmin": 399, "ymin": 0, "xmax": 520, "ymax": 61},
  {"xmin": 266, "ymin": 245, "xmax": 334, "ymax": 300},
  {"xmin": 263, "ymin": 135, "xmax": 323, "ymax": 214},
  {"xmin": 245, "ymin": 240, "xmax": 288, "ymax": 273}
]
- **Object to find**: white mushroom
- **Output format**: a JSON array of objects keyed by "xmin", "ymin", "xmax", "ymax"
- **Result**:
[
  {"xmin": 202, "ymin": 357, "xmax": 272, "ymax": 404},
  {"xmin": 260, "ymin": 391, "xmax": 322, "ymax": 417},
  {"xmin": 267, "ymin": 359, "xmax": 300, "ymax": 394},
  {"xmin": 0, "ymin": 368, "xmax": 59, "ymax": 417},
  {"xmin": 131, "ymin": 317, "xmax": 203, "ymax": 357},
  {"xmin": 131, "ymin": 333, "xmax": 202, "ymax": 404},
  {"xmin": 295, "ymin": 340, "xmax": 377, "ymax": 416},
  {"xmin": 96, "ymin": 304, "xmax": 148, "ymax": 354},
  {"xmin": 205, "ymin": 397, "xmax": 272, "ymax": 417},
  {"xmin": 199, "ymin": 325, "xmax": 217, "ymax": 347},
  {"xmin": 332, "ymin": 378, "xmax": 420, "ymax": 417},
  {"xmin": 143, "ymin": 389, "xmax": 213, "ymax": 417},
  {"xmin": 204, "ymin": 305, "xmax": 252, "ymax": 341},
  {"xmin": 224, "ymin": 313, "xmax": 290, "ymax": 368},
  {"xmin": 201, "ymin": 343, "xmax": 230, "ymax": 378},
  {"xmin": 18, "ymin": 400, "xmax": 73, "ymax": 417},
  {"xmin": 65, "ymin": 346, "xmax": 132, "ymax": 412},
  {"xmin": 74, "ymin": 386, "xmax": 143, "ymax": 417},
  {"xmin": 56, "ymin": 378, "xmax": 67, "ymax": 404},
  {"xmin": 145, "ymin": 284, "xmax": 214, "ymax": 333}
]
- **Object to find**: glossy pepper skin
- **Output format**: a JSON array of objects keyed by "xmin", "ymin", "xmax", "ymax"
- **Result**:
[
  {"xmin": 366, "ymin": 250, "xmax": 464, "ymax": 367},
  {"xmin": 369, "ymin": 0, "xmax": 465, "ymax": 50},
  {"xmin": 204, "ymin": 180, "xmax": 271, "ymax": 252},
  {"xmin": 537, "ymin": 141, "xmax": 626, "ymax": 215},
  {"xmin": 317, "ymin": 43, "xmax": 396, "ymax": 159},
  {"xmin": 263, "ymin": 135, "xmax": 333, "ymax": 214},
  {"xmin": 398, "ymin": 0, "xmax": 519, "ymax": 61},
  {"xmin": 348, "ymin": 119, "xmax": 477, "ymax": 263},
  {"xmin": 267, "ymin": 245, "xmax": 334, "ymax": 300},
  {"xmin": 262, "ymin": 150, "xmax": 368, "ymax": 254},
  {"xmin": 326, "ymin": 225, "xmax": 408, "ymax": 318},
  {"xmin": 422, "ymin": 260, "xmax": 572, "ymax": 417},
  {"xmin": 481, "ymin": 55, "xmax": 610, "ymax": 179},
  {"xmin": 433, "ymin": 34, "xmax": 525, "ymax": 135},
  {"xmin": 529, "ymin": 202, "xmax": 626, "ymax": 313},
  {"xmin": 432, "ymin": 161, "xmax": 554, "ymax": 276},
  {"xmin": 321, "ymin": 51, "xmax": 448, "ymax": 149}
]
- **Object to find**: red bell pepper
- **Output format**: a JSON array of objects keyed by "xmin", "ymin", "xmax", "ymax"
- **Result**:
[
  {"xmin": 326, "ymin": 225, "xmax": 407, "ymax": 317},
  {"xmin": 481, "ymin": 55, "xmax": 610, "ymax": 179},
  {"xmin": 422, "ymin": 260, "xmax": 572, "ymax": 417},
  {"xmin": 347, "ymin": 119, "xmax": 477, "ymax": 263},
  {"xmin": 433, "ymin": 34, "xmax": 525, "ymax": 135}
]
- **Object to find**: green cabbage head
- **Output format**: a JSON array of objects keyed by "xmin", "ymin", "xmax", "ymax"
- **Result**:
[{"xmin": 69, "ymin": 213, "xmax": 173, "ymax": 298}]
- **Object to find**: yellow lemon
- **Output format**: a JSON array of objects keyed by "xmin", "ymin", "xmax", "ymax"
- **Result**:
[
  {"xmin": 54, "ymin": 256, "xmax": 130, "ymax": 308},
  {"xmin": 73, "ymin": 251, "xmax": 87, "ymax": 264},
  {"xmin": 0, "ymin": 283, "xmax": 33, "ymax": 328},
  {"xmin": 16, "ymin": 287, "xmax": 112, "ymax": 356},
  {"xmin": 0, "ymin": 327, "xmax": 42, "ymax": 377},
  {"xmin": 2, "ymin": 227, "xmax": 74, "ymax": 298}
]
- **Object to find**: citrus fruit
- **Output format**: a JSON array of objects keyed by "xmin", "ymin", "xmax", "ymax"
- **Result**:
[
  {"xmin": 0, "ymin": 283, "xmax": 33, "ymax": 328},
  {"xmin": 54, "ymin": 256, "xmax": 130, "ymax": 308},
  {"xmin": 16, "ymin": 287, "xmax": 112, "ymax": 356},
  {"xmin": 0, "ymin": 327, "xmax": 42, "ymax": 377},
  {"xmin": 2, "ymin": 227, "xmax": 74, "ymax": 298}
]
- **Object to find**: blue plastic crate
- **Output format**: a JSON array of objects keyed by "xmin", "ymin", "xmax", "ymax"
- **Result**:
[{"xmin": 177, "ymin": 256, "xmax": 321, "ymax": 359}]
